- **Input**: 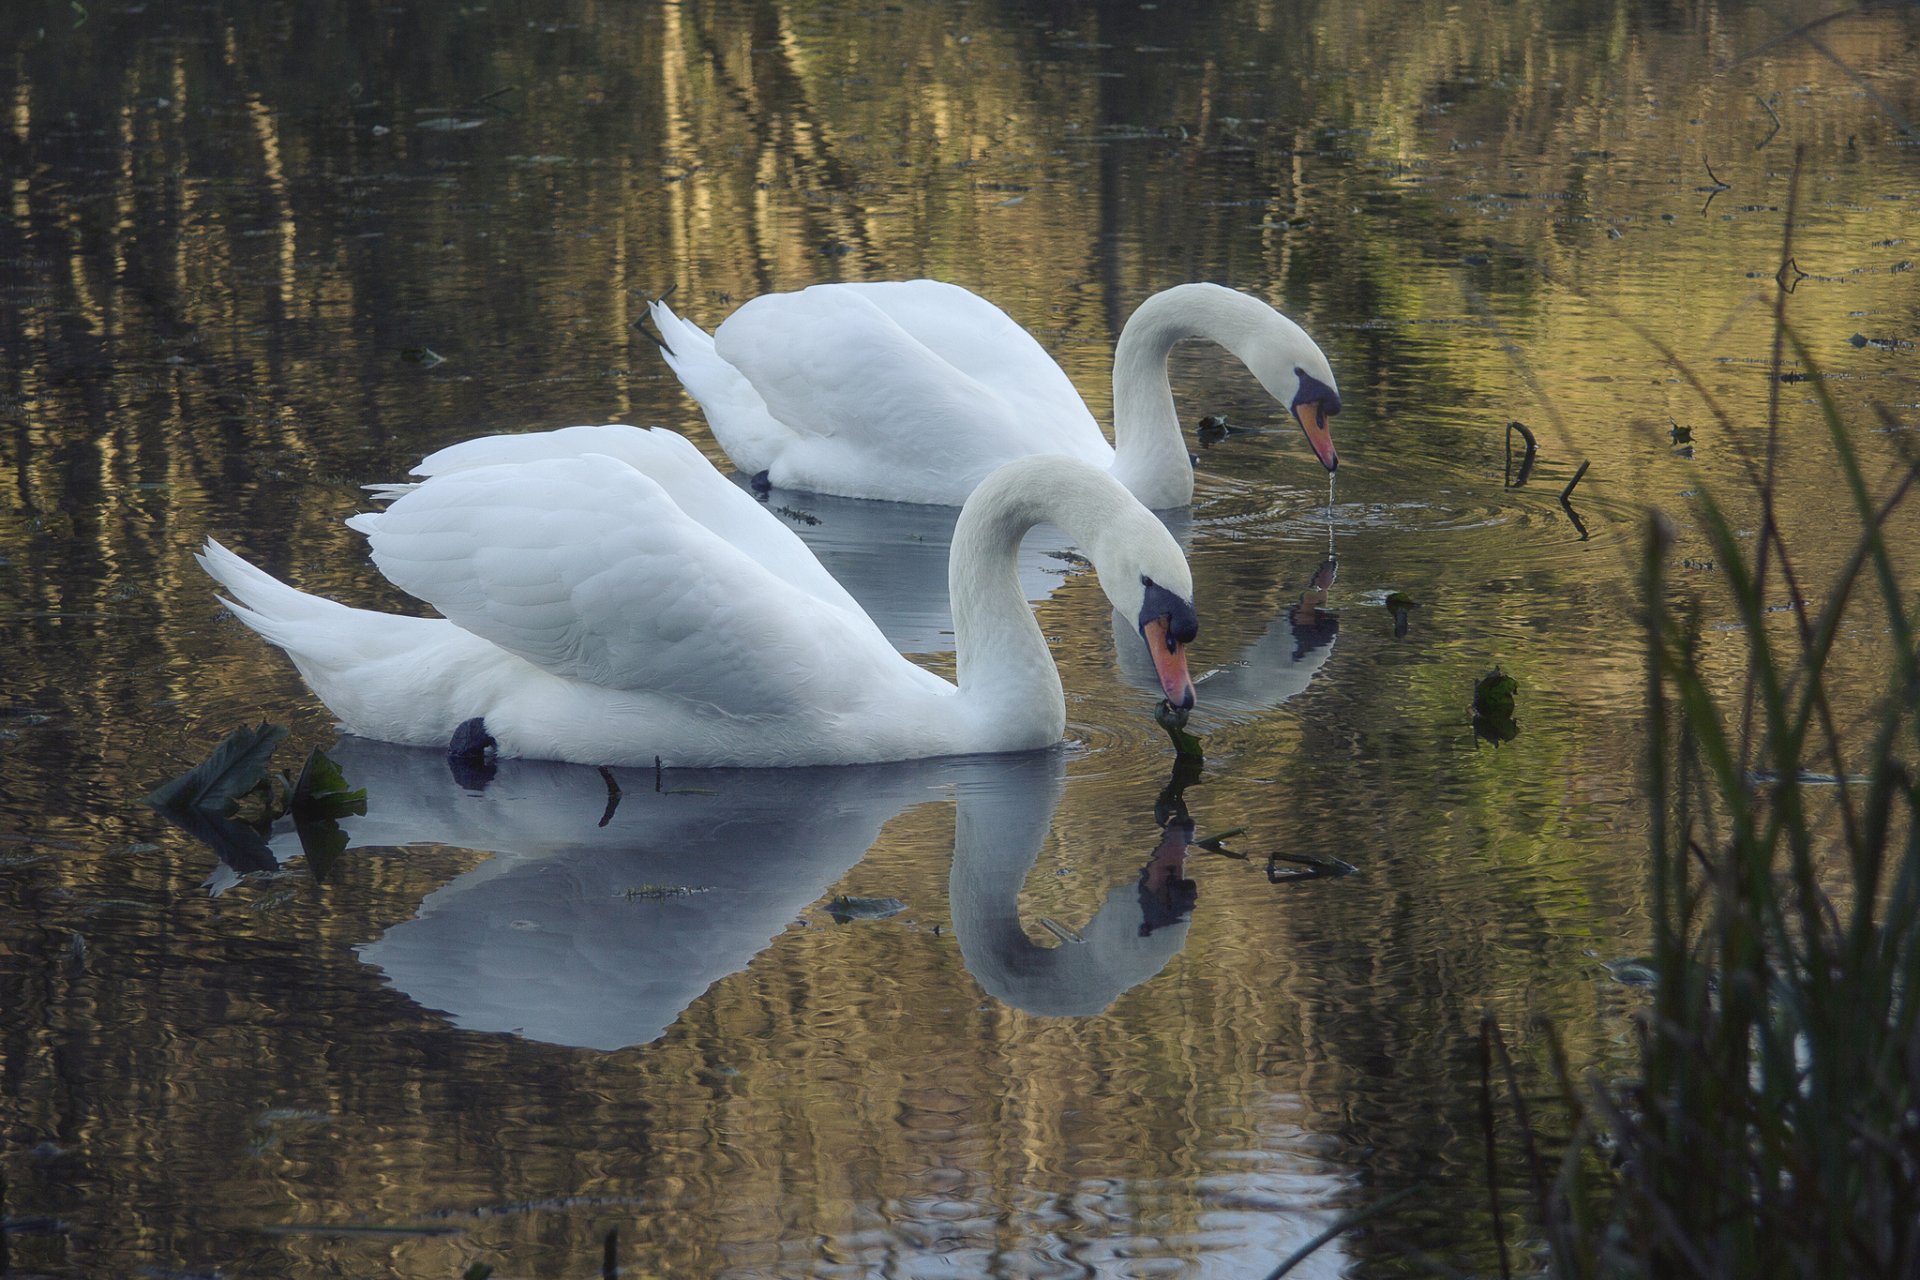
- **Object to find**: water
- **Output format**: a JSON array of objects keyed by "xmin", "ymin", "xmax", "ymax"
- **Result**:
[{"xmin": 2, "ymin": 1, "xmax": 1917, "ymax": 1275}]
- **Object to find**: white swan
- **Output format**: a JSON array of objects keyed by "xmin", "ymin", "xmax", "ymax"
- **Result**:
[
  {"xmin": 648, "ymin": 280, "xmax": 1341, "ymax": 508},
  {"xmin": 198, "ymin": 425, "xmax": 1199, "ymax": 769}
]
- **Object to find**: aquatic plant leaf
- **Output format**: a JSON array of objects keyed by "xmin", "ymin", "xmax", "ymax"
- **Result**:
[
  {"xmin": 1473, "ymin": 668, "xmax": 1518, "ymax": 718},
  {"xmin": 290, "ymin": 746, "xmax": 366, "ymax": 821},
  {"xmin": 158, "ymin": 804, "xmax": 279, "ymax": 877},
  {"xmin": 293, "ymin": 815, "xmax": 349, "ymax": 884},
  {"xmin": 144, "ymin": 723, "xmax": 290, "ymax": 815},
  {"xmin": 1154, "ymin": 699, "xmax": 1204, "ymax": 759}
]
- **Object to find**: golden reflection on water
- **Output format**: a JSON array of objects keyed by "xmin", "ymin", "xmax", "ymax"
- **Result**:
[{"xmin": 1, "ymin": 0, "xmax": 1917, "ymax": 1275}]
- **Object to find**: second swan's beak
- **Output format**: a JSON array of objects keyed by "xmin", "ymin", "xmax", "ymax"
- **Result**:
[
  {"xmin": 1141, "ymin": 616, "xmax": 1196, "ymax": 710},
  {"xmin": 1294, "ymin": 399, "xmax": 1339, "ymax": 473}
]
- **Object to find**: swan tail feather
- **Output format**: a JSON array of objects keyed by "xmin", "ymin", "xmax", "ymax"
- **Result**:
[
  {"xmin": 648, "ymin": 298, "xmax": 793, "ymax": 477},
  {"xmin": 196, "ymin": 538, "xmax": 449, "ymax": 696}
]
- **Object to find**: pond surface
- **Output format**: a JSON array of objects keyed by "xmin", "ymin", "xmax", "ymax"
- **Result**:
[{"xmin": 2, "ymin": 1, "xmax": 1918, "ymax": 1276}]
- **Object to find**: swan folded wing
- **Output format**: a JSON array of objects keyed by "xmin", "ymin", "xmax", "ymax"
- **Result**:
[
  {"xmin": 840, "ymin": 281, "xmax": 1106, "ymax": 446},
  {"xmin": 399, "ymin": 425, "xmax": 871, "ymax": 624},
  {"xmin": 716, "ymin": 288, "xmax": 1102, "ymax": 478},
  {"xmin": 351, "ymin": 455, "xmax": 894, "ymax": 716}
]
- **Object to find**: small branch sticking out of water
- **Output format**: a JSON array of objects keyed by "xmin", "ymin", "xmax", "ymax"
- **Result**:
[
  {"xmin": 1699, "ymin": 156, "xmax": 1730, "ymax": 214},
  {"xmin": 1560, "ymin": 459, "xmax": 1593, "ymax": 540},
  {"xmin": 462, "ymin": 85, "xmax": 520, "ymax": 117},
  {"xmin": 603, "ymin": 1226, "xmax": 619, "ymax": 1279},
  {"xmin": 1755, "ymin": 94, "xmax": 1783, "ymax": 149},
  {"xmin": 1560, "ymin": 459, "xmax": 1591, "ymax": 505},
  {"xmin": 1505, "ymin": 420, "xmax": 1538, "ymax": 487},
  {"xmin": 1477, "ymin": 1019, "xmax": 1514, "ymax": 1279}
]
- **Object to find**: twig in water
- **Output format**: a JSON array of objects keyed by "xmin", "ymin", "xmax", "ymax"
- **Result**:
[
  {"xmin": 1477, "ymin": 1020, "xmax": 1513, "ymax": 1280},
  {"xmin": 1560, "ymin": 459, "xmax": 1590, "ymax": 505},
  {"xmin": 603, "ymin": 1226, "xmax": 619, "ymax": 1279},
  {"xmin": 1505, "ymin": 420, "xmax": 1538, "ymax": 487},
  {"xmin": 463, "ymin": 85, "xmax": 519, "ymax": 116},
  {"xmin": 1560, "ymin": 460, "xmax": 1592, "ymax": 540},
  {"xmin": 1261, "ymin": 1183, "xmax": 1422, "ymax": 1280},
  {"xmin": 1699, "ymin": 155, "xmax": 1730, "ymax": 215},
  {"xmin": 653, "ymin": 755, "xmax": 663, "ymax": 793},
  {"xmin": 1755, "ymin": 94, "xmax": 1783, "ymax": 149},
  {"xmin": 598, "ymin": 767, "xmax": 622, "ymax": 829},
  {"xmin": 1776, "ymin": 256, "xmax": 1809, "ymax": 294}
]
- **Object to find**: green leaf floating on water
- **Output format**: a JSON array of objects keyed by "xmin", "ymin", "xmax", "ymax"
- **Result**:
[
  {"xmin": 289, "ymin": 746, "xmax": 366, "ymax": 883},
  {"xmin": 147, "ymin": 729, "xmax": 366, "ymax": 881},
  {"xmin": 1473, "ymin": 667, "xmax": 1518, "ymax": 718},
  {"xmin": 290, "ymin": 746, "xmax": 367, "ymax": 821},
  {"xmin": 1472, "ymin": 667, "xmax": 1520, "ymax": 746},
  {"xmin": 145, "ymin": 723, "xmax": 290, "ymax": 815}
]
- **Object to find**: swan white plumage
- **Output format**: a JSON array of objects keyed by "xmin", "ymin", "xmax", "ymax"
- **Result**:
[
  {"xmin": 648, "ymin": 279, "xmax": 1342, "ymax": 509},
  {"xmin": 198, "ymin": 425, "xmax": 1199, "ymax": 769}
]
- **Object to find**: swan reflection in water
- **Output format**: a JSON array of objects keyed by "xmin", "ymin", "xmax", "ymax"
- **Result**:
[
  {"xmin": 758, "ymin": 478, "xmax": 1341, "ymax": 719},
  {"xmin": 1116, "ymin": 553, "xmax": 1339, "ymax": 720},
  {"xmin": 251, "ymin": 739, "xmax": 1198, "ymax": 1051},
  {"xmin": 737, "ymin": 478, "xmax": 1075, "ymax": 655}
]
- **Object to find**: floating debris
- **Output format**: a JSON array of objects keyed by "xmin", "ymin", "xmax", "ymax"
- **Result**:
[
  {"xmin": 1472, "ymin": 667, "xmax": 1520, "ymax": 746},
  {"xmin": 827, "ymin": 895, "xmax": 908, "ymax": 923},
  {"xmin": 1266, "ymin": 849, "xmax": 1359, "ymax": 883},
  {"xmin": 1154, "ymin": 698, "xmax": 1204, "ymax": 760},
  {"xmin": 1384, "ymin": 591, "xmax": 1421, "ymax": 637},
  {"xmin": 1605, "ymin": 956, "xmax": 1659, "ymax": 987},
  {"xmin": 1504, "ymin": 420, "xmax": 1537, "ymax": 487}
]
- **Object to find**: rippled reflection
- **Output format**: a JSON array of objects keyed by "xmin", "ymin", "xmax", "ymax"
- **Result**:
[
  {"xmin": 4, "ymin": 0, "xmax": 1918, "ymax": 1274},
  {"xmin": 233, "ymin": 741, "xmax": 1208, "ymax": 1049}
]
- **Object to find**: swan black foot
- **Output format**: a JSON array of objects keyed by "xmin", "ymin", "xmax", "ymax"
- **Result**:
[
  {"xmin": 749, "ymin": 470, "xmax": 772, "ymax": 496},
  {"xmin": 447, "ymin": 716, "xmax": 498, "ymax": 790}
]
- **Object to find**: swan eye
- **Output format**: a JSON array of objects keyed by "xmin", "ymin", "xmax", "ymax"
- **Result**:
[
  {"xmin": 1137, "ymin": 580, "xmax": 1199, "ymax": 645},
  {"xmin": 1293, "ymin": 368, "xmax": 1341, "ymax": 417}
]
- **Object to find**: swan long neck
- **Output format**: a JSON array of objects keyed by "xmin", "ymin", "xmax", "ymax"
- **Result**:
[
  {"xmin": 948, "ymin": 771, "xmax": 1190, "ymax": 1017},
  {"xmin": 948, "ymin": 458, "xmax": 1133, "ymax": 737},
  {"xmin": 1109, "ymin": 284, "xmax": 1289, "ymax": 509}
]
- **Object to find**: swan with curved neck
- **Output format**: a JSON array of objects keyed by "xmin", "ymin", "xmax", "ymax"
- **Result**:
[
  {"xmin": 648, "ymin": 280, "xmax": 1341, "ymax": 509},
  {"xmin": 949, "ymin": 765, "xmax": 1197, "ymax": 1018},
  {"xmin": 198, "ymin": 426, "xmax": 1200, "ymax": 769}
]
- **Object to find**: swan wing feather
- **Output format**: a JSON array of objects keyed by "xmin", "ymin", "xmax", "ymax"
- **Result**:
[
  {"xmin": 398, "ymin": 425, "xmax": 871, "ymax": 621},
  {"xmin": 353, "ymin": 453, "xmax": 894, "ymax": 714},
  {"xmin": 714, "ymin": 287, "xmax": 1111, "ymax": 496},
  {"xmin": 839, "ymin": 281, "xmax": 1104, "ymax": 441}
]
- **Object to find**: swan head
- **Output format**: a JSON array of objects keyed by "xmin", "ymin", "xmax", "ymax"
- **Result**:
[
  {"xmin": 1241, "ymin": 311, "xmax": 1342, "ymax": 473},
  {"xmin": 1091, "ymin": 523, "xmax": 1197, "ymax": 714},
  {"xmin": 1078, "ymin": 497, "xmax": 1198, "ymax": 709}
]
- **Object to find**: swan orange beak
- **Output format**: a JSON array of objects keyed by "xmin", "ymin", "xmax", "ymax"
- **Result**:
[
  {"xmin": 1295, "ymin": 399, "xmax": 1339, "ymax": 472},
  {"xmin": 1142, "ymin": 617, "xmax": 1196, "ymax": 709}
]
